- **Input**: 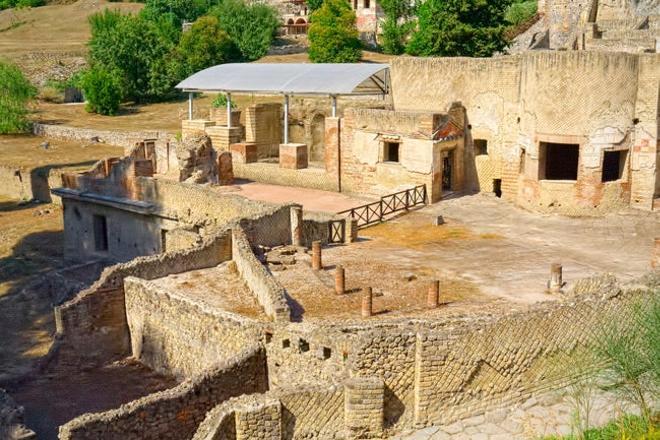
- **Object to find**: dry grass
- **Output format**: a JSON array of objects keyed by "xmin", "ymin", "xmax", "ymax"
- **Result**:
[
  {"xmin": 0, "ymin": 0, "xmax": 142, "ymax": 58},
  {"xmin": 363, "ymin": 214, "xmax": 502, "ymax": 249},
  {"xmin": 0, "ymin": 134, "xmax": 123, "ymax": 168}
]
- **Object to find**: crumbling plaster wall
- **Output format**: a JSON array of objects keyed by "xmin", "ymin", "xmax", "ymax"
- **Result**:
[
  {"xmin": 340, "ymin": 108, "xmax": 462, "ymax": 201},
  {"xmin": 59, "ymin": 345, "xmax": 268, "ymax": 440},
  {"xmin": 390, "ymin": 51, "xmax": 659, "ymax": 214},
  {"xmin": 124, "ymin": 276, "xmax": 263, "ymax": 379}
]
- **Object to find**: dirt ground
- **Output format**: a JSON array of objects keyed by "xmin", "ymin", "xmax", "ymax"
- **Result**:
[
  {"xmin": 0, "ymin": 196, "xmax": 63, "ymax": 379},
  {"xmin": 0, "ymin": 134, "xmax": 123, "ymax": 168},
  {"xmin": 7, "ymin": 359, "xmax": 177, "ymax": 440}
]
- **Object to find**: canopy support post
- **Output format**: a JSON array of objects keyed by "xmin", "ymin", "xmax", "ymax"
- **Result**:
[
  {"xmin": 188, "ymin": 92, "xmax": 193, "ymax": 120},
  {"xmin": 283, "ymin": 94, "xmax": 289, "ymax": 144},
  {"xmin": 331, "ymin": 95, "xmax": 337, "ymax": 117},
  {"xmin": 226, "ymin": 93, "xmax": 232, "ymax": 128}
]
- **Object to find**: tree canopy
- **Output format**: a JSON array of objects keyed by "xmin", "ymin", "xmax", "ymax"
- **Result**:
[
  {"xmin": 308, "ymin": 0, "xmax": 362, "ymax": 63},
  {"xmin": 406, "ymin": 0, "xmax": 511, "ymax": 57}
]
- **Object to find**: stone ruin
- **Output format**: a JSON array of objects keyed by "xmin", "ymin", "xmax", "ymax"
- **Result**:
[{"xmin": 176, "ymin": 133, "xmax": 218, "ymax": 184}]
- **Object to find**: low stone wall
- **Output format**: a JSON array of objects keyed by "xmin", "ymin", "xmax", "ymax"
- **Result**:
[
  {"xmin": 53, "ymin": 230, "xmax": 232, "ymax": 369},
  {"xmin": 125, "ymin": 277, "xmax": 262, "ymax": 379},
  {"xmin": 0, "ymin": 163, "xmax": 84, "ymax": 203},
  {"xmin": 0, "ymin": 389, "xmax": 36, "ymax": 440},
  {"xmin": 59, "ymin": 345, "xmax": 268, "ymax": 440},
  {"xmin": 348, "ymin": 281, "xmax": 656, "ymax": 431},
  {"xmin": 231, "ymin": 228, "xmax": 291, "ymax": 322},
  {"xmin": 193, "ymin": 384, "xmax": 345, "ymax": 440},
  {"xmin": 233, "ymin": 162, "xmax": 339, "ymax": 192},
  {"xmin": 33, "ymin": 123, "xmax": 169, "ymax": 149}
]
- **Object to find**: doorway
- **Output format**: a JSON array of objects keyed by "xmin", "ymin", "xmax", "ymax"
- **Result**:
[{"xmin": 442, "ymin": 151, "xmax": 454, "ymax": 191}]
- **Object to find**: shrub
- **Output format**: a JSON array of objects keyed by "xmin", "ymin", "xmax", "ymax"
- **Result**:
[
  {"xmin": 505, "ymin": 0, "xmax": 537, "ymax": 26},
  {"xmin": 0, "ymin": 0, "xmax": 44, "ymax": 10},
  {"xmin": 406, "ymin": 0, "xmax": 511, "ymax": 57},
  {"xmin": 308, "ymin": 0, "xmax": 362, "ymax": 63},
  {"xmin": 141, "ymin": 0, "xmax": 219, "ymax": 27},
  {"xmin": 378, "ymin": 0, "xmax": 415, "ymax": 54},
  {"xmin": 171, "ymin": 15, "xmax": 239, "ymax": 79},
  {"xmin": 79, "ymin": 66, "xmax": 124, "ymax": 116},
  {"xmin": 88, "ymin": 9, "xmax": 179, "ymax": 103},
  {"xmin": 211, "ymin": 93, "xmax": 236, "ymax": 109},
  {"xmin": 211, "ymin": 0, "xmax": 279, "ymax": 61},
  {"xmin": 0, "ymin": 60, "xmax": 36, "ymax": 134}
]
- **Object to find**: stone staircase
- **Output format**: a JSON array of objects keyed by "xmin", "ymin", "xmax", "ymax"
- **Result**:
[{"xmin": 585, "ymin": 15, "xmax": 659, "ymax": 53}]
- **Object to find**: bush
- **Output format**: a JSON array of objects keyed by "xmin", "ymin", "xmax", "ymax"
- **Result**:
[
  {"xmin": 0, "ymin": 0, "xmax": 44, "ymax": 10},
  {"xmin": 406, "ymin": 0, "xmax": 511, "ymax": 57},
  {"xmin": 211, "ymin": 93, "xmax": 236, "ymax": 109},
  {"xmin": 308, "ymin": 0, "xmax": 362, "ymax": 63},
  {"xmin": 79, "ymin": 66, "xmax": 124, "ymax": 116},
  {"xmin": 211, "ymin": 0, "xmax": 279, "ymax": 61},
  {"xmin": 505, "ymin": 0, "xmax": 537, "ymax": 26},
  {"xmin": 88, "ymin": 9, "xmax": 179, "ymax": 103},
  {"xmin": 141, "ymin": 0, "xmax": 219, "ymax": 27},
  {"xmin": 0, "ymin": 61, "xmax": 36, "ymax": 134},
  {"xmin": 171, "ymin": 15, "xmax": 239, "ymax": 79},
  {"xmin": 542, "ymin": 414, "xmax": 657, "ymax": 440}
]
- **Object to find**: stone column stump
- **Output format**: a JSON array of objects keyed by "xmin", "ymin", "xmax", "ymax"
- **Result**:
[{"xmin": 279, "ymin": 143, "xmax": 308, "ymax": 169}]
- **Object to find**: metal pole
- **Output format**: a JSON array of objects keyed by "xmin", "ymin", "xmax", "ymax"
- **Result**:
[
  {"xmin": 283, "ymin": 94, "xmax": 289, "ymax": 144},
  {"xmin": 226, "ymin": 93, "xmax": 232, "ymax": 128},
  {"xmin": 188, "ymin": 92, "xmax": 193, "ymax": 120},
  {"xmin": 331, "ymin": 95, "xmax": 337, "ymax": 117}
]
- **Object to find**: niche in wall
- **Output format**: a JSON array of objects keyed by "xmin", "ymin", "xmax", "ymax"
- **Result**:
[
  {"xmin": 602, "ymin": 150, "xmax": 627, "ymax": 182},
  {"xmin": 540, "ymin": 142, "xmax": 579, "ymax": 181},
  {"xmin": 474, "ymin": 139, "xmax": 488, "ymax": 156},
  {"xmin": 383, "ymin": 141, "xmax": 400, "ymax": 163},
  {"xmin": 93, "ymin": 214, "xmax": 109, "ymax": 252}
]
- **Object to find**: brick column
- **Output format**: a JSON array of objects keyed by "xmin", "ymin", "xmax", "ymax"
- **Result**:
[
  {"xmin": 335, "ymin": 265, "xmax": 345, "ymax": 295},
  {"xmin": 206, "ymin": 126, "xmax": 243, "ymax": 152},
  {"xmin": 291, "ymin": 205, "xmax": 303, "ymax": 247},
  {"xmin": 344, "ymin": 377, "xmax": 384, "ymax": 439},
  {"xmin": 549, "ymin": 263, "xmax": 563, "ymax": 292},
  {"xmin": 427, "ymin": 280, "xmax": 439, "ymax": 308},
  {"xmin": 218, "ymin": 151, "xmax": 234, "ymax": 185},
  {"xmin": 312, "ymin": 241, "xmax": 322, "ymax": 270},
  {"xmin": 361, "ymin": 287, "xmax": 373, "ymax": 318},
  {"xmin": 324, "ymin": 117, "xmax": 341, "ymax": 191}
]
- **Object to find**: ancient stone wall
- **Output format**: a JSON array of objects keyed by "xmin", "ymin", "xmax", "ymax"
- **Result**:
[
  {"xmin": 124, "ymin": 277, "xmax": 262, "ymax": 379},
  {"xmin": 232, "ymin": 228, "xmax": 291, "ymax": 322},
  {"xmin": 193, "ymin": 384, "xmax": 345, "ymax": 440},
  {"xmin": 59, "ymin": 345, "xmax": 268, "ymax": 440},
  {"xmin": 390, "ymin": 52, "xmax": 659, "ymax": 213},
  {"xmin": 33, "ymin": 123, "xmax": 169, "ymax": 149},
  {"xmin": 349, "ymin": 285, "xmax": 654, "ymax": 431},
  {"xmin": 52, "ymin": 230, "xmax": 232, "ymax": 368}
]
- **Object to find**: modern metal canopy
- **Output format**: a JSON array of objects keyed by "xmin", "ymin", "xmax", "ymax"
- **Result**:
[
  {"xmin": 176, "ymin": 63, "xmax": 390, "ymax": 144},
  {"xmin": 175, "ymin": 63, "xmax": 390, "ymax": 96}
]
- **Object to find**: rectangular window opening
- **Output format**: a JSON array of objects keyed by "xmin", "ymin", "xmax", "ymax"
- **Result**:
[
  {"xmin": 93, "ymin": 215, "xmax": 108, "ymax": 252},
  {"xmin": 602, "ymin": 150, "xmax": 626, "ymax": 182},
  {"xmin": 493, "ymin": 179, "xmax": 502, "ymax": 198},
  {"xmin": 322, "ymin": 347, "xmax": 332, "ymax": 359},
  {"xmin": 384, "ymin": 141, "xmax": 400, "ymax": 163},
  {"xmin": 474, "ymin": 139, "xmax": 488, "ymax": 156},
  {"xmin": 364, "ymin": 0, "xmax": 370, "ymax": 8},
  {"xmin": 161, "ymin": 229, "xmax": 167, "ymax": 252},
  {"xmin": 541, "ymin": 142, "xmax": 579, "ymax": 181}
]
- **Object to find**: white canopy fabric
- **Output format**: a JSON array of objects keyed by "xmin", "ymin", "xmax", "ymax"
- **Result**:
[{"xmin": 176, "ymin": 63, "xmax": 389, "ymax": 96}]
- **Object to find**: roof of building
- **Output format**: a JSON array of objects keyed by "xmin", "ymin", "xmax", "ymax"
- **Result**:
[{"xmin": 175, "ymin": 63, "xmax": 390, "ymax": 96}]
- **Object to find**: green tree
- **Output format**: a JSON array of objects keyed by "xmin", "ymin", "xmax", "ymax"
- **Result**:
[
  {"xmin": 88, "ymin": 10, "xmax": 179, "ymax": 102},
  {"xmin": 79, "ymin": 66, "xmax": 124, "ymax": 116},
  {"xmin": 0, "ymin": 61, "xmax": 36, "ymax": 134},
  {"xmin": 308, "ymin": 0, "xmax": 361, "ymax": 63},
  {"xmin": 306, "ymin": 0, "xmax": 324, "ymax": 13},
  {"xmin": 171, "ymin": 15, "xmax": 239, "ymax": 79},
  {"xmin": 211, "ymin": 0, "xmax": 279, "ymax": 61},
  {"xmin": 140, "ymin": 0, "xmax": 218, "ymax": 27},
  {"xmin": 379, "ymin": 0, "xmax": 414, "ymax": 54},
  {"xmin": 406, "ymin": 0, "xmax": 511, "ymax": 57}
]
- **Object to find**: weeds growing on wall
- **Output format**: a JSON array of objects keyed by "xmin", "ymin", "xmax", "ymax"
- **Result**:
[{"xmin": 0, "ymin": 60, "xmax": 36, "ymax": 134}]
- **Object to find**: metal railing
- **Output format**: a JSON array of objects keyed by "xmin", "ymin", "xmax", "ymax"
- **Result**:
[{"xmin": 338, "ymin": 184, "xmax": 427, "ymax": 229}]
